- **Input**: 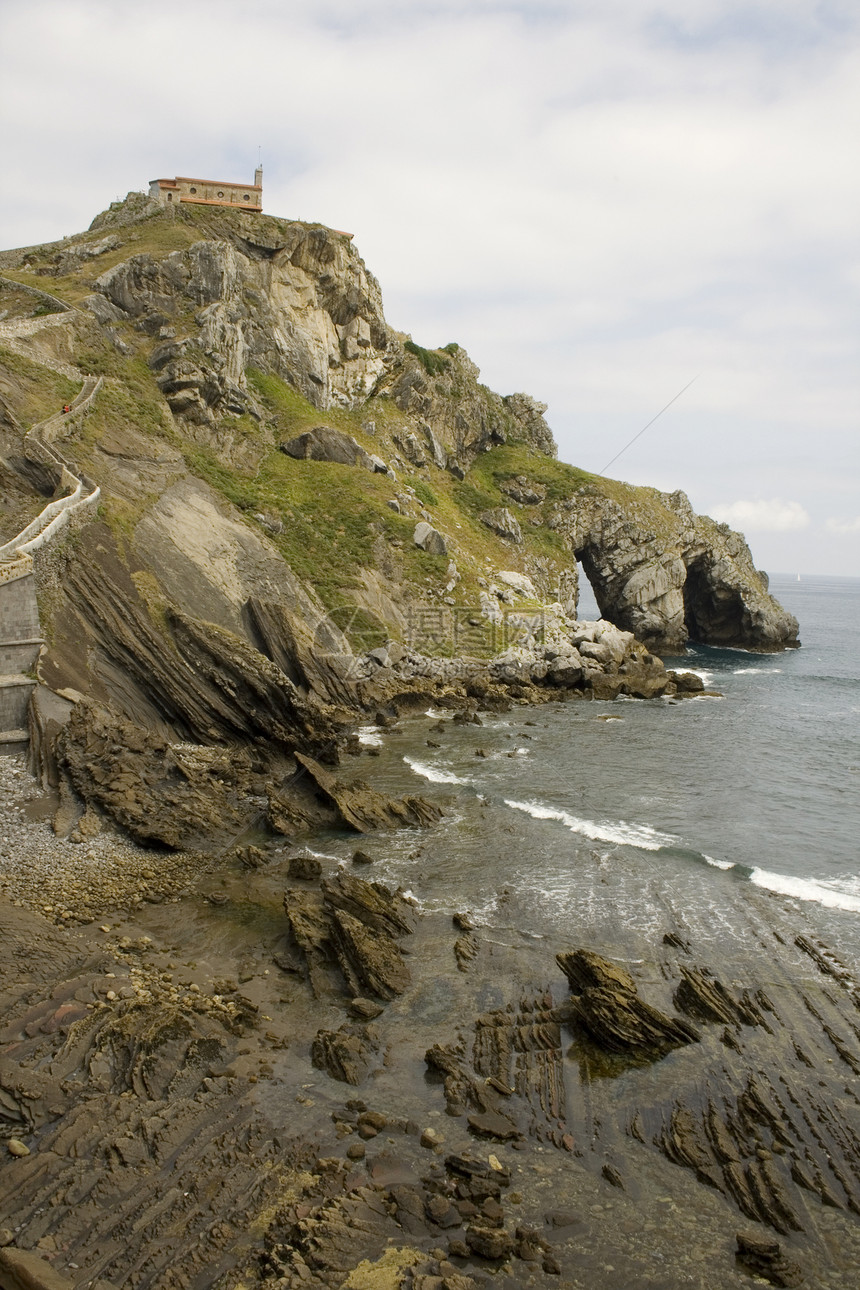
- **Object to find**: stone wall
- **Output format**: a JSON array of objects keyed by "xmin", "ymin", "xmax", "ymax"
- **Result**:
[
  {"xmin": 0, "ymin": 375, "xmax": 102, "ymax": 750},
  {"xmin": 0, "ymin": 273, "xmax": 74, "ymax": 313},
  {"xmin": 0, "ymin": 572, "xmax": 41, "ymax": 673}
]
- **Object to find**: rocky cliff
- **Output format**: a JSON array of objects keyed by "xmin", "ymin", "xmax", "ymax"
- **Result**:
[{"xmin": 0, "ymin": 193, "xmax": 797, "ymax": 840}]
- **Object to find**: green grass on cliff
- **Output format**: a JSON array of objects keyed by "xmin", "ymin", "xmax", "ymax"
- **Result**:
[
  {"xmin": 0, "ymin": 347, "xmax": 79, "ymax": 426},
  {"xmin": 2, "ymin": 204, "xmax": 685, "ymax": 655}
]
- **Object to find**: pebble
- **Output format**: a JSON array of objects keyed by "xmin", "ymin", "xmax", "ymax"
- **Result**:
[
  {"xmin": 0, "ymin": 755, "xmax": 209, "ymax": 920},
  {"xmin": 8, "ymin": 1139, "xmax": 30, "ymax": 1157}
]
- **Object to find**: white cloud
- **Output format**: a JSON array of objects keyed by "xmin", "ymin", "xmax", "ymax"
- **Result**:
[
  {"xmin": 710, "ymin": 499, "xmax": 811, "ymax": 532},
  {"xmin": 825, "ymin": 516, "xmax": 860, "ymax": 534},
  {"xmin": 1, "ymin": 0, "xmax": 858, "ymax": 571}
]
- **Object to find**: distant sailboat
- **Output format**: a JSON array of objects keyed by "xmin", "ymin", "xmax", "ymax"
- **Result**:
[{"xmin": 797, "ymin": 574, "xmax": 801, "ymax": 582}]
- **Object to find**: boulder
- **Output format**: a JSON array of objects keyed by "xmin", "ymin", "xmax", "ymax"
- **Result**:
[
  {"xmin": 546, "ymin": 656, "xmax": 584, "ymax": 687},
  {"xmin": 670, "ymin": 670, "xmax": 705, "ymax": 693},
  {"xmin": 311, "ymin": 1025, "xmax": 379, "ymax": 1085},
  {"xmin": 287, "ymin": 849, "xmax": 323, "ymax": 880},
  {"xmin": 495, "ymin": 570, "xmax": 537, "ymax": 598},
  {"xmin": 735, "ymin": 1233, "xmax": 804, "ymax": 1287},
  {"xmin": 480, "ymin": 508, "xmax": 522, "ymax": 544},
  {"xmin": 414, "ymin": 521, "xmax": 447, "ymax": 555},
  {"xmin": 281, "ymin": 426, "xmax": 376, "ymax": 470},
  {"xmin": 465, "ymin": 1227, "xmax": 514, "ymax": 1260}
]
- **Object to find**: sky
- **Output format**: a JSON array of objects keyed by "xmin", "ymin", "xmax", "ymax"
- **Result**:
[{"xmin": 1, "ymin": 0, "xmax": 858, "ymax": 575}]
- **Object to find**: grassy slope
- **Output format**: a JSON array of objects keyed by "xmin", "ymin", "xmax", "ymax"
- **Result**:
[
  {"xmin": 0, "ymin": 347, "xmax": 79, "ymax": 426},
  {"xmin": 1, "ymin": 202, "xmax": 684, "ymax": 655}
]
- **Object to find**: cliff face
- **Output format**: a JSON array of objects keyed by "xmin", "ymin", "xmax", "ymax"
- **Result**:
[
  {"xmin": 0, "ymin": 194, "xmax": 798, "ymax": 779},
  {"xmin": 73, "ymin": 202, "xmax": 556, "ymax": 476}
]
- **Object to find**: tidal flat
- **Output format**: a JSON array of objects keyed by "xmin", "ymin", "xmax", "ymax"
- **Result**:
[{"xmin": 2, "ymin": 718, "xmax": 859, "ymax": 1290}]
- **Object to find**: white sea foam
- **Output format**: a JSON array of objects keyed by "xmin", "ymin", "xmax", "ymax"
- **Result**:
[
  {"xmin": 504, "ymin": 799, "xmax": 677, "ymax": 851},
  {"xmin": 704, "ymin": 854, "xmax": 735, "ymax": 871},
  {"xmin": 733, "ymin": 667, "xmax": 783, "ymax": 675},
  {"xmin": 357, "ymin": 726, "xmax": 384, "ymax": 747},
  {"xmin": 404, "ymin": 757, "xmax": 471, "ymax": 786},
  {"xmin": 749, "ymin": 867, "xmax": 860, "ymax": 913}
]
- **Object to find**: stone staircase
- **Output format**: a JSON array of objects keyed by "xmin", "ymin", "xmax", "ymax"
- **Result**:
[{"xmin": 0, "ymin": 372, "xmax": 102, "ymax": 754}]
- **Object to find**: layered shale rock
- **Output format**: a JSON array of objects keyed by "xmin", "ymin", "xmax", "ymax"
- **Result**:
[
  {"xmin": 268, "ymin": 753, "xmax": 442, "ymax": 837},
  {"xmin": 425, "ymin": 990, "xmax": 571, "ymax": 1148},
  {"xmin": 284, "ymin": 871, "xmax": 416, "ymax": 1014},
  {"xmin": 556, "ymin": 949, "xmax": 700, "ymax": 1057}
]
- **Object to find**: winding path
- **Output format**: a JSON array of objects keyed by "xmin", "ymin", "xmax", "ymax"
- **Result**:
[{"xmin": 0, "ymin": 298, "xmax": 102, "ymax": 751}]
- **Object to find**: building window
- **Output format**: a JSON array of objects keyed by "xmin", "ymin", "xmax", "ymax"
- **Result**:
[
  {"xmin": 217, "ymin": 191, "xmax": 224, "ymax": 198},
  {"xmin": 189, "ymin": 186, "xmax": 197, "ymax": 194},
  {"xmin": 167, "ymin": 192, "xmax": 173, "ymax": 201},
  {"xmin": 243, "ymin": 194, "xmax": 250, "ymax": 201}
]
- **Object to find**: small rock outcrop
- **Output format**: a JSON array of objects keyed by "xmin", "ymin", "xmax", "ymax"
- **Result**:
[
  {"xmin": 281, "ymin": 426, "xmax": 387, "ymax": 473},
  {"xmin": 278, "ymin": 753, "xmax": 443, "ymax": 834},
  {"xmin": 735, "ymin": 1233, "xmax": 804, "ymax": 1287},
  {"xmin": 556, "ymin": 949, "xmax": 700, "ymax": 1057},
  {"xmin": 284, "ymin": 871, "xmax": 416, "ymax": 1014},
  {"xmin": 480, "ymin": 507, "xmax": 523, "ymax": 544}
]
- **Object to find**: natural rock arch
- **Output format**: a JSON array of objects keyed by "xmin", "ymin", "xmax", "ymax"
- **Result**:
[{"xmin": 552, "ymin": 489, "xmax": 798, "ymax": 655}]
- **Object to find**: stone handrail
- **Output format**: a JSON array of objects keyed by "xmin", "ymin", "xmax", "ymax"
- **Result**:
[
  {"xmin": 27, "ymin": 374, "xmax": 103, "ymax": 451},
  {"xmin": 0, "ymin": 375, "xmax": 102, "ymax": 584},
  {"xmin": 0, "ymin": 272, "xmax": 75, "ymax": 316},
  {"xmin": 0, "ymin": 481, "xmax": 85, "ymax": 559}
]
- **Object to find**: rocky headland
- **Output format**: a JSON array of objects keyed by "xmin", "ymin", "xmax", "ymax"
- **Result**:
[{"xmin": 0, "ymin": 196, "xmax": 834, "ymax": 1290}]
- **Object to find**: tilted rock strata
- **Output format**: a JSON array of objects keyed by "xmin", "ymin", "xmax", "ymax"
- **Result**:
[{"xmin": 556, "ymin": 949, "xmax": 700, "ymax": 1057}]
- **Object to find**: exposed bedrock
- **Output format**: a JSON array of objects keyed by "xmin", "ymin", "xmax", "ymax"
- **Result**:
[
  {"xmin": 550, "ymin": 487, "xmax": 799, "ymax": 653},
  {"xmin": 556, "ymin": 949, "xmax": 700, "ymax": 1057},
  {"xmin": 88, "ymin": 215, "xmax": 555, "ymax": 470}
]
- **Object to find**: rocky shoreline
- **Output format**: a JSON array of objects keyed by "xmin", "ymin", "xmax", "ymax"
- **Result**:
[
  {"xmin": 28, "ymin": 613, "xmax": 711, "ymax": 856},
  {"xmin": 2, "ymin": 713, "xmax": 860, "ymax": 1290},
  {"xmin": 0, "ymin": 192, "xmax": 828, "ymax": 1290}
]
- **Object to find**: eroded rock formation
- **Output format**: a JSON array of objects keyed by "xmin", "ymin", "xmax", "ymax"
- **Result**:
[
  {"xmin": 556, "ymin": 949, "xmax": 700, "ymax": 1057},
  {"xmin": 550, "ymin": 486, "xmax": 798, "ymax": 653}
]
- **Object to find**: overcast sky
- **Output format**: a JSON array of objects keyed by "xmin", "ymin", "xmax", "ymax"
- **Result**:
[{"xmin": 2, "ymin": 0, "xmax": 857, "ymax": 575}]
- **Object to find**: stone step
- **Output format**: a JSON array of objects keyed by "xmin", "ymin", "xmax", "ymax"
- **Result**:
[
  {"xmin": 0, "ymin": 637, "xmax": 43, "ymax": 673},
  {"xmin": 0, "ymin": 674, "xmax": 36, "ymax": 730},
  {"xmin": 0, "ymin": 727, "xmax": 28, "ymax": 755}
]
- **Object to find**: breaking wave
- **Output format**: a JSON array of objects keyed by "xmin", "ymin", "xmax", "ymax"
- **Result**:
[
  {"xmin": 404, "ymin": 757, "xmax": 472, "ymax": 786},
  {"xmin": 503, "ymin": 798, "xmax": 678, "ymax": 851}
]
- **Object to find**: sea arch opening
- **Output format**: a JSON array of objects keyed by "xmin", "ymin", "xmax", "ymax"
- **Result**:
[
  {"xmin": 683, "ymin": 555, "xmax": 747, "ymax": 646},
  {"xmin": 576, "ymin": 559, "xmax": 602, "ymax": 621}
]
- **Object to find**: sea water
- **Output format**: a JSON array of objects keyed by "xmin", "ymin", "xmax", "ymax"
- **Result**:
[{"xmin": 344, "ymin": 573, "xmax": 860, "ymax": 968}]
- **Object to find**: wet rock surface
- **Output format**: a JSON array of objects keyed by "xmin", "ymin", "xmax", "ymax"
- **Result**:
[
  {"xmin": 2, "ymin": 783, "xmax": 860, "ymax": 1289},
  {"xmin": 556, "ymin": 949, "xmax": 700, "ymax": 1057}
]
